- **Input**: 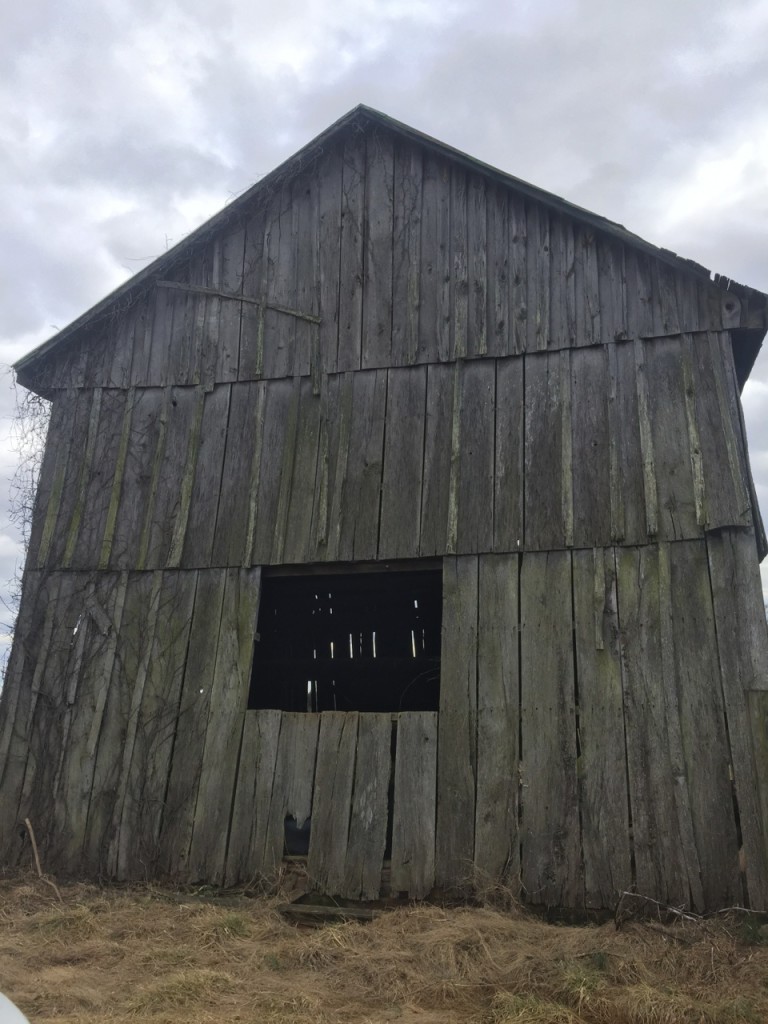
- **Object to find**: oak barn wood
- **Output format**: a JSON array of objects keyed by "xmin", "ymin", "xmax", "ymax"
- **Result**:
[{"xmin": 2, "ymin": 105, "xmax": 768, "ymax": 910}]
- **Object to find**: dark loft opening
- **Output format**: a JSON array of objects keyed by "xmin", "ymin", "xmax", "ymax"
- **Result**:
[{"xmin": 249, "ymin": 567, "xmax": 442, "ymax": 713}]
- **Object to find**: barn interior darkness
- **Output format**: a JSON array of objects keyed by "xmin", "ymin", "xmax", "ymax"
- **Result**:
[{"xmin": 249, "ymin": 567, "xmax": 442, "ymax": 713}]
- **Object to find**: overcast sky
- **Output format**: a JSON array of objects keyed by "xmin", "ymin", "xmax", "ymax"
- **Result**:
[{"xmin": 1, "ymin": 0, "xmax": 768, "ymax": 647}]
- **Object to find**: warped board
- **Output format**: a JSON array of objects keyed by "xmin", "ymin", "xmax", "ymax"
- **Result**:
[
  {"xmin": 186, "ymin": 568, "xmax": 261, "ymax": 884},
  {"xmin": 225, "ymin": 709, "xmax": 282, "ymax": 885},
  {"xmin": 262, "ymin": 713, "xmax": 321, "ymax": 876}
]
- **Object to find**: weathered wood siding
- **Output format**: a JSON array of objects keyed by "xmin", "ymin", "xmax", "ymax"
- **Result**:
[
  {"xmin": 21, "ymin": 128, "xmax": 753, "ymax": 396},
  {"xmin": 3, "ymin": 536, "xmax": 767, "ymax": 908},
  {"xmin": 4, "ymin": 117, "xmax": 768, "ymax": 911},
  {"xmin": 26, "ymin": 333, "xmax": 758, "ymax": 573}
]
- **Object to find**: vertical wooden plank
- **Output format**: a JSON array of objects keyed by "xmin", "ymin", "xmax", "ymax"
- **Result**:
[
  {"xmin": 54, "ymin": 572, "xmax": 129, "ymax": 873},
  {"xmin": 526, "ymin": 203, "xmax": 551, "ymax": 351},
  {"xmin": 239, "ymin": 204, "xmax": 268, "ymax": 381},
  {"xmin": 707, "ymin": 530, "xmax": 768, "ymax": 906},
  {"xmin": 456, "ymin": 360, "xmax": 495, "ymax": 553},
  {"xmin": 391, "ymin": 712, "xmax": 437, "ymax": 898},
  {"xmin": 108, "ymin": 303, "xmax": 143, "ymax": 390},
  {"xmin": 520, "ymin": 550, "xmax": 581, "ymax": 907},
  {"xmin": 669, "ymin": 540, "xmax": 741, "ymax": 908},
  {"xmin": 250, "ymin": 378, "xmax": 294, "ymax": 564},
  {"xmin": 548, "ymin": 214, "xmax": 573, "ymax": 350},
  {"xmin": 308, "ymin": 374, "xmax": 341, "ymax": 562},
  {"xmin": 633, "ymin": 339, "xmax": 659, "ymax": 538},
  {"xmin": 570, "ymin": 347, "xmax": 611, "ymax": 547},
  {"xmin": 14, "ymin": 573, "xmax": 88, "ymax": 865},
  {"xmin": 598, "ymin": 236, "xmax": 627, "ymax": 343},
  {"xmin": 61, "ymin": 388, "xmax": 103, "ymax": 567},
  {"xmin": 109, "ymin": 388, "xmax": 167, "ymax": 569},
  {"xmin": 391, "ymin": 141, "xmax": 422, "ymax": 365},
  {"xmin": 270, "ymin": 377, "xmax": 301, "ymax": 564},
  {"xmin": 362, "ymin": 128, "xmax": 394, "ymax": 368},
  {"xmin": 624, "ymin": 248, "xmax": 654, "ymax": 339},
  {"xmin": 343, "ymin": 713, "xmax": 391, "ymax": 900},
  {"xmin": 615, "ymin": 545, "xmax": 700, "ymax": 907},
  {"xmin": 680, "ymin": 335, "xmax": 707, "ymax": 528},
  {"xmin": 692, "ymin": 333, "xmax": 751, "ymax": 529},
  {"xmin": 294, "ymin": 172, "xmax": 317, "ymax": 382},
  {"xmin": 0, "ymin": 572, "xmax": 59, "ymax": 861},
  {"xmin": 573, "ymin": 548, "xmax": 631, "ymax": 908},
  {"xmin": 524, "ymin": 352, "xmax": 565, "ymax": 549},
  {"xmin": 187, "ymin": 567, "xmax": 260, "ymax": 884},
  {"xmin": 314, "ymin": 145, "xmax": 343, "ymax": 375},
  {"xmin": 652, "ymin": 259, "xmax": 681, "ymax": 336},
  {"xmin": 113, "ymin": 571, "xmax": 198, "ymax": 878},
  {"xmin": 262, "ymin": 185, "xmax": 298, "ymax": 381},
  {"xmin": 450, "ymin": 165, "xmax": 468, "ymax": 359},
  {"xmin": 262, "ymin": 713, "xmax": 320, "ymax": 875},
  {"xmin": 574, "ymin": 225, "xmax": 600, "ymax": 346},
  {"xmin": 225, "ymin": 709, "xmax": 282, "ymax": 885},
  {"xmin": 215, "ymin": 223, "xmax": 246, "ymax": 382},
  {"xmin": 45, "ymin": 389, "xmax": 94, "ymax": 568},
  {"xmin": 307, "ymin": 712, "xmax": 359, "ymax": 895},
  {"xmin": 474, "ymin": 554, "xmax": 520, "ymax": 885},
  {"xmin": 337, "ymin": 131, "xmax": 366, "ymax": 372},
  {"xmin": 607, "ymin": 342, "xmax": 647, "ymax": 545},
  {"xmin": 26, "ymin": 394, "xmax": 71, "ymax": 571},
  {"xmin": 486, "ymin": 183, "xmax": 509, "ymax": 357},
  {"xmin": 645, "ymin": 337, "xmax": 699, "ymax": 541},
  {"xmin": 282, "ymin": 380, "xmax": 322, "ymax": 564},
  {"xmin": 69, "ymin": 390, "xmax": 129, "ymax": 569},
  {"xmin": 181, "ymin": 384, "xmax": 231, "ymax": 568},
  {"xmin": 493, "ymin": 356, "xmax": 524, "ymax": 552},
  {"xmin": 379, "ymin": 366, "xmax": 427, "ymax": 559},
  {"xmin": 418, "ymin": 154, "xmax": 451, "ymax": 363},
  {"xmin": 467, "ymin": 173, "xmax": 487, "ymax": 357},
  {"xmin": 508, "ymin": 195, "xmax": 528, "ymax": 355},
  {"xmin": 436, "ymin": 556, "xmax": 478, "ymax": 888},
  {"xmin": 419, "ymin": 363, "xmax": 454, "ymax": 557},
  {"xmin": 155, "ymin": 568, "xmax": 227, "ymax": 876},
  {"xmin": 129, "ymin": 285, "xmax": 160, "ymax": 386},
  {"xmin": 82, "ymin": 570, "xmax": 157, "ymax": 874},
  {"xmin": 333, "ymin": 369, "xmax": 387, "ymax": 562}
]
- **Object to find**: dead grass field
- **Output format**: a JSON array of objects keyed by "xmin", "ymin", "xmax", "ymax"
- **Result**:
[{"xmin": 0, "ymin": 875, "xmax": 767, "ymax": 1023}]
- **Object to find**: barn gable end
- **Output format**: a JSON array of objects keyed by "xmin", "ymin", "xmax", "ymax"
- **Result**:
[{"xmin": 3, "ymin": 106, "xmax": 768, "ymax": 910}]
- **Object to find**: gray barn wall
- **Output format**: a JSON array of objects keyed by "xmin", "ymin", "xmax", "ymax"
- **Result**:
[{"xmin": 3, "ymin": 120, "xmax": 768, "ymax": 909}]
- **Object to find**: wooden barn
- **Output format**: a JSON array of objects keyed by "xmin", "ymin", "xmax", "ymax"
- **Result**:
[{"xmin": 2, "ymin": 105, "xmax": 768, "ymax": 911}]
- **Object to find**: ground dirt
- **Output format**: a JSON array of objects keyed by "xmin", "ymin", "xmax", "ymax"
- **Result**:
[{"xmin": 1, "ymin": 874, "xmax": 767, "ymax": 1023}]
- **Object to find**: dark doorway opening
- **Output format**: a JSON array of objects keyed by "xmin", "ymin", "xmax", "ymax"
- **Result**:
[{"xmin": 249, "ymin": 566, "xmax": 442, "ymax": 713}]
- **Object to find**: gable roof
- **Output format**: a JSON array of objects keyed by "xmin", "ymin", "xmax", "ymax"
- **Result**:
[{"xmin": 14, "ymin": 104, "xmax": 768, "ymax": 386}]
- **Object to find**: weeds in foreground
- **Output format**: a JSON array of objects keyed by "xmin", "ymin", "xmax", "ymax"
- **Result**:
[{"xmin": 0, "ymin": 875, "xmax": 766, "ymax": 1023}]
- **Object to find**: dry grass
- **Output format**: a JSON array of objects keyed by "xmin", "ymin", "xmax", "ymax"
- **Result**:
[{"xmin": 0, "ymin": 874, "xmax": 767, "ymax": 1023}]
